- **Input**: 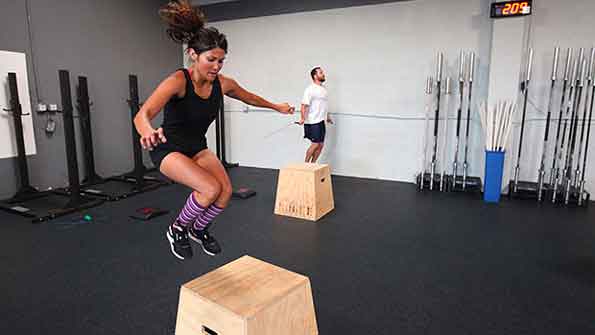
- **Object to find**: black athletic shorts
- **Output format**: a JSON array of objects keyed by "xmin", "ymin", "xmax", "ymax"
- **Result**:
[
  {"xmin": 304, "ymin": 121, "xmax": 326, "ymax": 143},
  {"xmin": 149, "ymin": 137, "xmax": 207, "ymax": 169}
]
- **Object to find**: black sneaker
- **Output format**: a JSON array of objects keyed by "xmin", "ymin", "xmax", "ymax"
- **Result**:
[
  {"xmin": 189, "ymin": 226, "xmax": 221, "ymax": 256},
  {"xmin": 166, "ymin": 223, "xmax": 193, "ymax": 260}
]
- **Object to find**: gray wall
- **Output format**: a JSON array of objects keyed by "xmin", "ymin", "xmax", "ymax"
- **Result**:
[
  {"xmin": 193, "ymin": 0, "xmax": 494, "ymax": 182},
  {"xmin": 0, "ymin": 0, "xmax": 181, "ymax": 198},
  {"xmin": 201, "ymin": 0, "xmax": 412, "ymax": 22},
  {"xmin": 200, "ymin": 0, "xmax": 595, "ymax": 193}
]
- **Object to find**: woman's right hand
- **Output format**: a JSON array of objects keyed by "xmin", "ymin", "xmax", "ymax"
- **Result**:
[{"xmin": 140, "ymin": 127, "xmax": 167, "ymax": 151}]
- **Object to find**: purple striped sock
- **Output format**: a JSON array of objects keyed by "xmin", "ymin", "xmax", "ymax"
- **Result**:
[
  {"xmin": 175, "ymin": 193, "xmax": 206, "ymax": 227},
  {"xmin": 194, "ymin": 204, "xmax": 224, "ymax": 231}
]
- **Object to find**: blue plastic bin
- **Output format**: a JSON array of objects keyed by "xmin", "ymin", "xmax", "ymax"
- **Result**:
[{"xmin": 484, "ymin": 150, "xmax": 505, "ymax": 203}]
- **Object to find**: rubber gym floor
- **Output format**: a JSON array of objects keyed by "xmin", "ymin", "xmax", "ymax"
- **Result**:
[{"xmin": 2, "ymin": 166, "xmax": 595, "ymax": 334}]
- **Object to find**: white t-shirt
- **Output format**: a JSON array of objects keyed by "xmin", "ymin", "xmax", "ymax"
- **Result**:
[{"xmin": 301, "ymin": 83, "xmax": 328, "ymax": 124}]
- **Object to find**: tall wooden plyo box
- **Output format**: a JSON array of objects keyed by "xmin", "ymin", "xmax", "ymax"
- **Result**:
[
  {"xmin": 175, "ymin": 255, "xmax": 318, "ymax": 335},
  {"xmin": 274, "ymin": 163, "xmax": 334, "ymax": 221}
]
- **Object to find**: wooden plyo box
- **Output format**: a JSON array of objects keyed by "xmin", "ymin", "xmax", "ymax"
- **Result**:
[
  {"xmin": 175, "ymin": 255, "xmax": 318, "ymax": 335},
  {"xmin": 274, "ymin": 163, "xmax": 334, "ymax": 221}
]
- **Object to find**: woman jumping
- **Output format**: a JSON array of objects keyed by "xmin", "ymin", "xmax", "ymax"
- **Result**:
[{"xmin": 134, "ymin": 0, "xmax": 294, "ymax": 260}]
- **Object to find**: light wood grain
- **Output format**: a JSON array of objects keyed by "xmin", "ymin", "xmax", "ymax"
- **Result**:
[
  {"xmin": 274, "ymin": 163, "xmax": 334, "ymax": 221},
  {"xmin": 175, "ymin": 255, "xmax": 318, "ymax": 335}
]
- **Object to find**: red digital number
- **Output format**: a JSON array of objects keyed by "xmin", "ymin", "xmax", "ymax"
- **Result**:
[
  {"xmin": 502, "ymin": 3, "xmax": 511, "ymax": 15},
  {"xmin": 511, "ymin": 3, "xmax": 520, "ymax": 14},
  {"xmin": 520, "ymin": 2, "xmax": 529, "ymax": 13}
]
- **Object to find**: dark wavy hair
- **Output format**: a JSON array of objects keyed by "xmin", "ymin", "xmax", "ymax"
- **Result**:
[{"xmin": 159, "ymin": 0, "xmax": 228, "ymax": 54}]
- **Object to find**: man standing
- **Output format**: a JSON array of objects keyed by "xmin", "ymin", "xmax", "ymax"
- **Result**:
[{"xmin": 299, "ymin": 66, "xmax": 332, "ymax": 163}]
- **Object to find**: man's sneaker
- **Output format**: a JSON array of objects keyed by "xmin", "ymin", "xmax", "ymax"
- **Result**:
[
  {"xmin": 189, "ymin": 226, "xmax": 221, "ymax": 256},
  {"xmin": 166, "ymin": 223, "xmax": 193, "ymax": 260}
]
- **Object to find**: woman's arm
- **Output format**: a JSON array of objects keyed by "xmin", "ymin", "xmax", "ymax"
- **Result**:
[
  {"xmin": 133, "ymin": 71, "xmax": 185, "ymax": 149},
  {"xmin": 219, "ymin": 74, "xmax": 294, "ymax": 114}
]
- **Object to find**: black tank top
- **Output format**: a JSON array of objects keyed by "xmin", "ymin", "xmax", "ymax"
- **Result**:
[{"xmin": 161, "ymin": 68, "xmax": 222, "ymax": 150}]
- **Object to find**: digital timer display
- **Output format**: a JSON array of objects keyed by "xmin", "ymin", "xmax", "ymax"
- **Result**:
[{"xmin": 490, "ymin": 0, "xmax": 532, "ymax": 18}]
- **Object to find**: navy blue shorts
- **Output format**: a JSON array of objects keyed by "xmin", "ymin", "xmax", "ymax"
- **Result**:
[{"xmin": 304, "ymin": 121, "xmax": 326, "ymax": 143}]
